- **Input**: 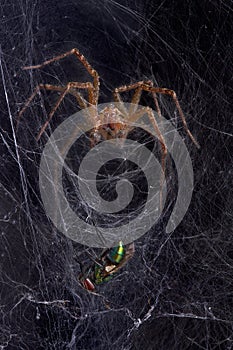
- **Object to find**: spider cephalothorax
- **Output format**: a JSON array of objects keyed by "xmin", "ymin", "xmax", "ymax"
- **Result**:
[{"xmin": 90, "ymin": 106, "xmax": 129, "ymax": 146}]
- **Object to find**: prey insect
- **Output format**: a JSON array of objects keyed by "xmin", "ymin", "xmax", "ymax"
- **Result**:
[
  {"xmin": 17, "ymin": 48, "xmax": 200, "ymax": 176},
  {"xmin": 79, "ymin": 241, "xmax": 135, "ymax": 292}
]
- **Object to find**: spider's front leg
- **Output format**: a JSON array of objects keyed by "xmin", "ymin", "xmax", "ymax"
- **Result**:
[
  {"xmin": 17, "ymin": 82, "xmax": 96, "ymax": 141},
  {"xmin": 113, "ymin": 80, "xmax": 155, "ymax": 115},
  {"xmin": 36, "ymin": 82, "xmax": 96, "ymax": 140},
  {"xmin": 22, "ymin": 48, "xmax": 100, "ymax": 104},
  {"xmin": 113, "ymin": 82, "xmax": 200, "ymax": 148},
  {"xmin": 18, "ymin": 48, "xmax": 101, "ymax": 141}
]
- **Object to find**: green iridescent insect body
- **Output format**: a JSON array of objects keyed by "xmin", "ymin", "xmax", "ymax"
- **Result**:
[
  {"xmin": 94, "ymin": 242, "xmax": 126, "ymax": 284},
  {"xmin": 79, "ymin": 242, "xmax": 134, "ymax": 291}
]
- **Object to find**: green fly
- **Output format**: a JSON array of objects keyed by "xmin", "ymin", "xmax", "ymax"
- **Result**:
[{"xmin": 79, "ymin": 241, "xmax": 135, "ymax": 292}]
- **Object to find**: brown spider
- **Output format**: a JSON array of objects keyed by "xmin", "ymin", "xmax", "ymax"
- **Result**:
[{"xmin": 17, "ymin": 48, "xmax": 200, "ymax": 163}]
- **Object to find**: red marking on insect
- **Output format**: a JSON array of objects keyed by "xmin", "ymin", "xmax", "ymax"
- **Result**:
[{"xmin": 81, "ymin": 278, "xmax": 95, "ymax": 291}]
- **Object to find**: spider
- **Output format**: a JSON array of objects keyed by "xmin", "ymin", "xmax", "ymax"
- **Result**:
[{"xmin": 17, "ymin": 48, "xmax": 200, "ymax": 167}]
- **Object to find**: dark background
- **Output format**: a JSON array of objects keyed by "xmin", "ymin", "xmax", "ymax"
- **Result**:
[{"xmin": 0, "ymin": 0, "xmax": 232, "ymax": 349}]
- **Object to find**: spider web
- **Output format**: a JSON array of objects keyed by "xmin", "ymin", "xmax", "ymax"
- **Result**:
[{"xmin": 0, "ymin": 0, "xmax": 233, "ymax": 349}]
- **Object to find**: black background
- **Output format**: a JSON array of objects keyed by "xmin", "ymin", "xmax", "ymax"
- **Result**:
[{"xmin": 0, "ymin": 1, "xmax": 232, "ymax": 349}]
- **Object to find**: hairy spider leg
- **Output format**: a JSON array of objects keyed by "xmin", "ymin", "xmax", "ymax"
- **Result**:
[
  {"xmin": 17, "ymin": 48, "xmax": 100, "ymax": 139},
  {"xmin": 18, "ymin": 82, "xmax": 95, "ymax": 141},
  {"xmin": 113, "ymin": 82, "xmax": 200, "ymax": 148},
  {"xmin": 37, "ymin": 82, "xmax": 95, "ymax": 140},
  {"xmin": 23, "ymin": 48, "xmax": 99, "ymax": 104},
  {"xmin": 17, "ymin": 83, "xmax": 87, "ymax": 125},
  {"xmin": 113, "ymin": 80, "xmax": 153, "ymax": 115}
]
